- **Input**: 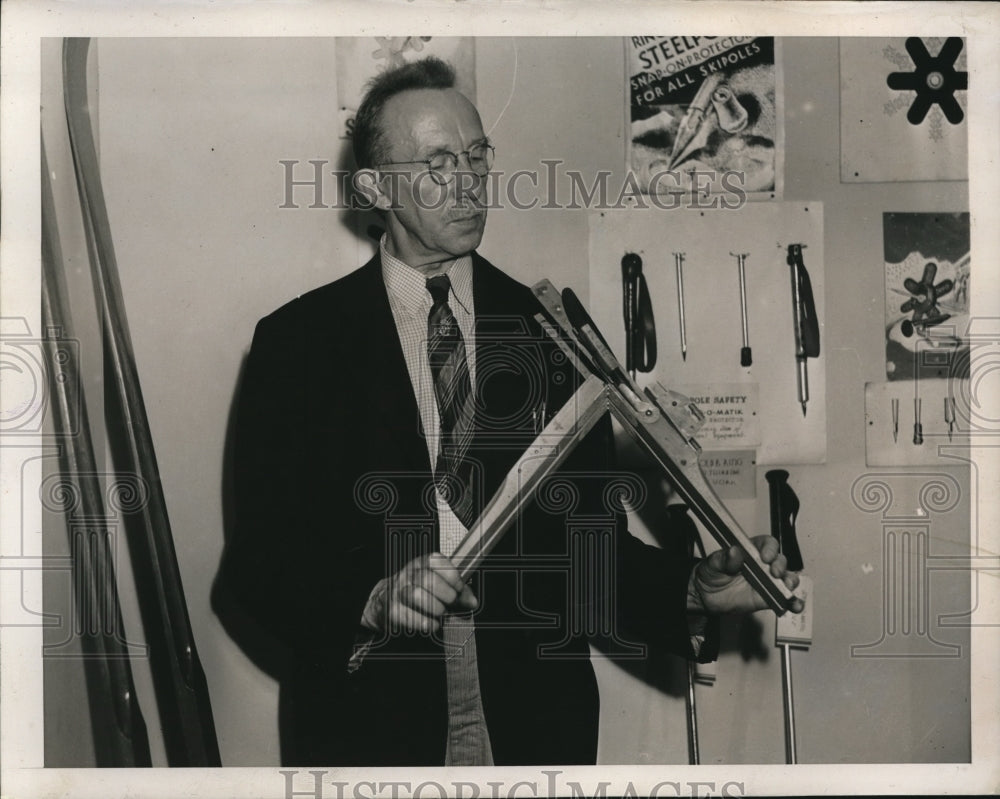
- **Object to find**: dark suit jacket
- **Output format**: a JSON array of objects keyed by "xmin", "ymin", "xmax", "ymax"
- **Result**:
[{"xmin": 219, "ymin": 252, "xmax": 713, "ymax": 766}]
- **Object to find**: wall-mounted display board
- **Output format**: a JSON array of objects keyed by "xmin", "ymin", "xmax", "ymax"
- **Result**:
[
  {"xmin": 841, "ymin": 37, "xmax": 968, "ymax": 183},
  {"xmin": 865, "ymin": 381, "xmax": 970, "ymax": 467},
  {"xmin": 589, "ymin": 204, "xmax": 825, "ymax": 465}
]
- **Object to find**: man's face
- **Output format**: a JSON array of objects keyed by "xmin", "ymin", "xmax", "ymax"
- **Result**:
[{"xmin": 374, "ymin": 88, "xmax": 488, "ymax": 273}]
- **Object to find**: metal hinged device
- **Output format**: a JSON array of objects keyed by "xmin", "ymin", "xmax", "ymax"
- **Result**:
[{"xmin": 451, "ymin": 280, "xmax": 797, "ymax": 615}]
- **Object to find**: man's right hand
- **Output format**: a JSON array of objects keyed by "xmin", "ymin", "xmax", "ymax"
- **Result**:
[{"xmin": 361, "ymin": 552, "xmax": 478, "ymax": 635}]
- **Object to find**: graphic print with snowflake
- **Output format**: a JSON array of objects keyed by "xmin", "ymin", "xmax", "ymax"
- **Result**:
[{"xmin": 883, "ymin": 38, "xmax": 967, "ymax": 143}]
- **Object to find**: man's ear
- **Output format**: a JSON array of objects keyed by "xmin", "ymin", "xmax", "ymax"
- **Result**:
[{"xmin": 354, "ymin": 168, "xmax": 392, "ymax": 211}]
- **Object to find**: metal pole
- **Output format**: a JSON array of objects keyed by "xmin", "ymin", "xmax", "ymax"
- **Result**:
[
  {"xmin": 686, "ymin": 661, "xmax": 701, "ymax": 764},
  {"xmin": 732, "ymin": 252, "xmax": 752, "ymax": 366},
  {"xmin": 674, "ymin": 253, "xmax": 687, "ymax": 362},
  {"xmin": 780, "ymin": 644, "xmax": 797, "ymax": 763}
]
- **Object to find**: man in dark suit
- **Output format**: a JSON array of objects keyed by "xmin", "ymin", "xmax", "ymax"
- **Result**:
[{"xmin": 219, "ymin": 56, "xmax": 800, "ymax": 767}]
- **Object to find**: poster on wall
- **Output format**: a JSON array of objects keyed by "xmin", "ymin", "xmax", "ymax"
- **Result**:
[
  {"xmin": 336, "ymin": 37, "xmax": 476, "ymax": 144},
  {"xmin": 626, "ymin": 36, "xmax": 783, "ymax": 200},
  {"xmin": 841, "ymin": 37, "xmax": 968, "ymax": 182},
  {"xmin": 883, "ymin": 212, "xmax": 971, "ymax": 382}
]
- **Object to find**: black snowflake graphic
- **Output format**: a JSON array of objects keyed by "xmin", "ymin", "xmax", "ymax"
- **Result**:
[{"xmin": 886, "ymin": 37, "xmax": 967, "ymax": 124}]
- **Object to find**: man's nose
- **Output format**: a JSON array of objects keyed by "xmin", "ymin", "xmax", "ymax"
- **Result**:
[{"xmin": 452, "ymin": 169, "xmax": 486, "ymax": 203}]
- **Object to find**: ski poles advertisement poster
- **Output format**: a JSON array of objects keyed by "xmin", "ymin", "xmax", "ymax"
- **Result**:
[{"xmin": 627, "ymin": 37, "xmax": 783, "ymax": 201}]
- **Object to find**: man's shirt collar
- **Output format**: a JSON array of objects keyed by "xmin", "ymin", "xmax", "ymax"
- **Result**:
[{"xmin": 380, "ymin": 237, "xmax": 474, "ymax": 319}]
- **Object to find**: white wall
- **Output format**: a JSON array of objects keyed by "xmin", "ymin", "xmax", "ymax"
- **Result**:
[{"xmin": 44, "ymin": 36, "xmax": 970, "ymax": 766}]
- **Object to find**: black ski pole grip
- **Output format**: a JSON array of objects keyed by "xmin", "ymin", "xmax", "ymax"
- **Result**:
[{"xmin": 765, "ymin": 469, "xmax": 804, "ymax": 572}]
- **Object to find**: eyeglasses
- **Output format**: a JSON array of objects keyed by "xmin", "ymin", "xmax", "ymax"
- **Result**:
[{"xmin": 377, "ymin": 143, "xmax": 495, "ymax": 186}]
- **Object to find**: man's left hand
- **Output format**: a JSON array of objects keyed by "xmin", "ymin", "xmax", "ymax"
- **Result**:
[{"xmin": 688, "ymin": 536, "xmax": 805, "ymax": 615}]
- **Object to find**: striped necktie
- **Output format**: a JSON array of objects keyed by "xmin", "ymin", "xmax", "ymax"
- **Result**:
[{"xmin": 426, "ymin": 274, "xmax": 477, "ymax": 528}]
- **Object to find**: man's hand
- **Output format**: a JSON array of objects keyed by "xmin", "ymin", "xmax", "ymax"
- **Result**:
[
  {"xmin": 688, "ymin": 536, "xmax": 805, "ymax": 615},
  {"xmin": 362, "ymin": 552, "xmax": 478, "ymax": 635}
]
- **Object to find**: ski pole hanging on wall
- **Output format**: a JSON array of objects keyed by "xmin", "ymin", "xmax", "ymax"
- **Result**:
[{"xmin": 621, "ymin": 252, "xmax": 657, "ymax": 380}]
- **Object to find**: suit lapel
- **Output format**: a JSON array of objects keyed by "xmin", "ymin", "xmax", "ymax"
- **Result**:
[
  {"xmin": 351, "ymin": 254, "xmax": 433, "ymax": 475},
  {"xmin": 470, "ymin": 253, "xmax": 543, "ymax": 505}
]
